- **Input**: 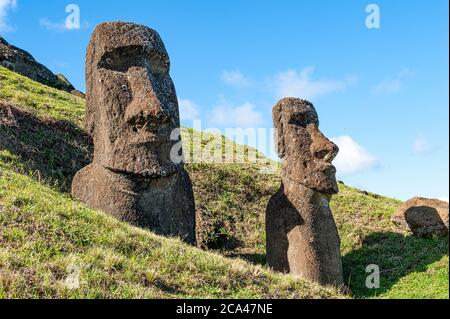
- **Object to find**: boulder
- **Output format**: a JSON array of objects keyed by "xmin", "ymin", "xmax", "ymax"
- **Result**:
[{"xmin": 393, "ymin": 197, "xmax": 449, "ymax": 238}]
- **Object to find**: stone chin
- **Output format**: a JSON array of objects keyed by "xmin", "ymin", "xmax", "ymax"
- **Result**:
[
  {"xmin": 106, "ymin": 159, "xmax": 181, "ymax": 178},
  {"xmin": 101, "ymin": 140, "xmax": 182, "ymax": 178},
  {"xmin": 312, "ymin": 165, "xmax": 339, "ymax": 195},
  {"xmin": 283, "ymin": 161, "xmax": 339, "ymax": 195},
  {"xmin": 105, "ymin": 163, "xmax": 180, "ymax": 178}
]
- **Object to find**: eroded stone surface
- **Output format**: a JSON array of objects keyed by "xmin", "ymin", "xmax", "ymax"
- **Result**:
[
  {"xmin": 266, "ymin": 98, "xmax": 344, "ymax": 287},
  {"xmin": 72, "ymin": 22, "xmax": 195, "ymax": 244}
]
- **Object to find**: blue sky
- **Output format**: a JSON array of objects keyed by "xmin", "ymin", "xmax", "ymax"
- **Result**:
[{"xmin": 1, "ymin": 0, "xmax": 448, "ymax": 201}]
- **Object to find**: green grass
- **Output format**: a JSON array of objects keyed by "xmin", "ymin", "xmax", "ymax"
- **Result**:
[
  {"xmin": 0, "ymin": 67, "xmax": 85, "ymax": 125},
  {"xmin": 0, "ymin": 162, "xmax": 340, "ymax": 298},
  {"xmin": 0, "ymin": 66, "xmax": 448, "ymax": 299},
  {"xmin": 332, "ymin": 186, "xmax": 448, "ymax": 298}
]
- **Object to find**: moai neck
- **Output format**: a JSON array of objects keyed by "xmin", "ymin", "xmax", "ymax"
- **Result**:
[{"xmin": 281, "ymin": 174, "xmax": 333, "ymax": 214}]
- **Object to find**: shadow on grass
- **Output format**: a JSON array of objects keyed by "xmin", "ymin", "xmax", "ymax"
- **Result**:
[
  {"xmin": 225, "ymin": 252, "xmax": 266, "ymax": 266},
  {"xmin": 0, "ymin": 103, "xmax": 92, "ymax": 192},
  {"xmin": 343, "ymin": 231, "xmax": 449, "ymax": 298}
]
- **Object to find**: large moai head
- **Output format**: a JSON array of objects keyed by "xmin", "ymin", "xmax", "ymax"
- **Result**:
[
  {"xmin": 273, "ymin": 98, "xmax": 339, "ymax": 194},
  {"xmin": 85, "ymin": 22, "xmax": 181, "ymax": 177}
]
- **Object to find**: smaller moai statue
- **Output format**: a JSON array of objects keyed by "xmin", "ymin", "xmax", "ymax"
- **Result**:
[{"xmin": 266, "ymin": 97, "xmax": 344, "ymax": 287}]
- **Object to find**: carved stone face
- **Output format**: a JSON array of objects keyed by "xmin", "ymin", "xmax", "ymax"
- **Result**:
[
  {"xmin": 85, "ymin": 22, "xmax": 181, "ymax": 177},
  {"xmin": 273, "ymin": 98, "xmax": 339, "ymax": 194}
]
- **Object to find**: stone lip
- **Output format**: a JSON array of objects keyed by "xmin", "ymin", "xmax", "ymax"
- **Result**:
[
  {"xmin": 393, "ymin": 197, "xmax": 449, "ymax": 238},
  {"xmin": 0, "ymin": 36, "xmax": 76, "ymax": 93}
]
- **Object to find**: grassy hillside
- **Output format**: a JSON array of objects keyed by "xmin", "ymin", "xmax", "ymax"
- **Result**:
[
  {"xmin": 1, "ymin": 66, "xmax": 448, "ymax": 299},
  {"xmin": 0, "ymin": 162, "xmax": 342, "ymax": 298}
]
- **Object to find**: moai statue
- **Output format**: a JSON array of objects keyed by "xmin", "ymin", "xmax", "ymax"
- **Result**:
[
  {"xmin": 72, "ymin": 22, "xmax": 196, "ymax": 244},
  {"xmin": 266, "ymin": 98, "xmax": 344, "ymax": 287}
]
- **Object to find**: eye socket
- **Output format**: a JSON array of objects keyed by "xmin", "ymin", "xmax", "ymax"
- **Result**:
[
  {"xmin": 98, "ymin": 45, "xmax": 169, "ymax": 74},
  {"xmin": 288, "ymin": 111, "xmax": 318, "ymax": 127}
]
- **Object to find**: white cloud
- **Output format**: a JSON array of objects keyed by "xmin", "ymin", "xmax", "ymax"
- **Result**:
[
  {"xmin": 39, "ymin": 17, "xmax": 88, "ymax": 32},
  {"xmin": 209, "ymin": 97, "xmax": 263, "ymax": 128},
  {"xmin": 0, "ymin": 0, "xmax": 16, "ymax": 32},
  {"xmin": 39, "ymin": 17, "xmax": 70, "ymax": 32},
  {"xmin": 439, "ymin": 197, "xmax": 449, "ymax": 203},
  {"xmin": 373, "ymin": 78, "xmax": 402, "ymax": 95},
  {"xmin": 412, "ymin": 136, "xmax": 434, "ymax": 156},
  {"xmin": 331, "ymin": 136, "xmax": 377, "ymax": 176},
  {"xmin": 178, "ymin": 99, "xmax": 200, "ymax": 121},
  {"xmin": 221, "ymin": 69, "xmax": 252, "ymax": 88},
  {"xmin": 271, "ymin": 67, "xmax": 357, "ymax": 100},
  {"xmin": 373, "ymin": 69, "xmax": 414, "ymax": 95}
]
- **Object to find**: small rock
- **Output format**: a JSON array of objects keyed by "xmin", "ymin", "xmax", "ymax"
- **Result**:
[{"xmin": 70, "ymin": 90, "xmax": 85, "ymax": 99}]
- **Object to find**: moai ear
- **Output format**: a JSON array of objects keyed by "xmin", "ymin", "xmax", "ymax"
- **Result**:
[
  {"xmin": 84, "ymin": 42, "xmax": 96, "ymax": 137},
  {"xmin": 84, "ymin": 100, "xmax": 95, "ymax": 136},
  {"xmin": 273, "ymin": 105, "xmax": 285, "ymax": 158},
  {"xmin": 84, "ymin": 77, "xmax": 96, "ymax": 136}
]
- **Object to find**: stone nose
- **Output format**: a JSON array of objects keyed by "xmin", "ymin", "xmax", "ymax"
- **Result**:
[
  {"xmin": 308, "ymin": 126, "xmax": 339, "ymax": 163},
  {"xmin": 125, "ymin": 67, "xmax": 170, "ymax": 126}
]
